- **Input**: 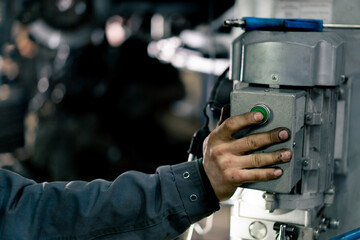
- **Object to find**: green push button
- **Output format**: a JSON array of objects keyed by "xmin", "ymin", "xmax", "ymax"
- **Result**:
[{"xmin": 251, "ymin": 104, "xmax": 271, "ymax": 123}]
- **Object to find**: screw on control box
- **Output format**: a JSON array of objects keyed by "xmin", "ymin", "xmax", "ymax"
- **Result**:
[{"xmin": 251, "ymin": 104, "xmax": 271, "ymax": 124}]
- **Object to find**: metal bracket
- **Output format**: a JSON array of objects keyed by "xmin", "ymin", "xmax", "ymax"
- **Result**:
[
  {"xmin": 263, "ymin": 193, "xmax": 279, "ymax": 212},
  {"xmin": 324, "ymin": 187, "xmax": 336, "ymax": 205},
  {"xmin": 302, "ymin": 158, "xmax": 320, "ymax": 170},
  {"xmin": 305, "ymin": 112, "xmax": 322, "ymax": 125}
]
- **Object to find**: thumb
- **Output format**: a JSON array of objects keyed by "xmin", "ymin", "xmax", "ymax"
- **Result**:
[{"xmin": 217, "ymin": 104, "xmax": 231, "ymax": 126}]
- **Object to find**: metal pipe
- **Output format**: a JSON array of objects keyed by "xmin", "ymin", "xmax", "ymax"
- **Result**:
[
  {"xmin": 223, "ymin": 19, "xmax": 245, "ymax": 28},
  {"xmin": 324, "ymin": 23, "xmax": 360, "ymax": 29},
  {"xmin": 224, "ymin": 18, "xmax": 360, "ymax": 30}
]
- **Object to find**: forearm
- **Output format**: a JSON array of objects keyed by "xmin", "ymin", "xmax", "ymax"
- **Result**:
[{"xmin": 0, "ymin": 161, "xmax": 219, "ymax": 240}]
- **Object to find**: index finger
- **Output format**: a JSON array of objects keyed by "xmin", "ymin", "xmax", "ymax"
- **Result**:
[{"xmin": 215, "ymin": 111, "xmax": 264, "ymax": 139}]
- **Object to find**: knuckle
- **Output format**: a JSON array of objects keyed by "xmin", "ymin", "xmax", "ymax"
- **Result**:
[
  {"xmin": 252, "ymin": 171, "xmax": 261, "ymax": 182},
  {"xmin": 224, "ymin": 117, "xmax": 237, "ymax": 132},
  {"xmin": 246, "ymin": 136, "xmax": 259, "ymax": 149},
  {"xmin": 220, "ymin": 158, "xmax": 232, "ymax": 170},
  {"xmin": 210, "ymin": 145, "xmax": 226, "ymax": 158},
  {"xmin": 251, "ymin": 154, "xmax": 262, "ymax": 168},
  {"xmin": 224, "ymin": 169, "xmax": 237, "ymax": 183},
  {"xmin": 252, "ymin": 170, "xmax": 274, "ymax": 182}
]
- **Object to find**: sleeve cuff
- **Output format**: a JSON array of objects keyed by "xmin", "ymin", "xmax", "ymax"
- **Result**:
[
  {"xmin": 171, "ymin": 161, "xmax": 220, "ymax": 224},
  {"xmin": 197, "ymin": 158, "xmax": 219, "ymax": 203}
]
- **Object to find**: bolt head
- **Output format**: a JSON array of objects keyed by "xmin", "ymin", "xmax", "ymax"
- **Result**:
[{"xmin": 271, "ymin": 74, "xmax": 279, "ymax": 81}]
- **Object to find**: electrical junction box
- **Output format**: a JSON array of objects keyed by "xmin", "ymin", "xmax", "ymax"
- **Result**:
[{"xmin": 231, "ymin": 86, "xmax": 306, "ymax": 193}]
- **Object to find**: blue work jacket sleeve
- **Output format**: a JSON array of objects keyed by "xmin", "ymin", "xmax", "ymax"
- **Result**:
[{"xmin": 0, "ymin": 161, "xmax": 220, "ymax": 240}]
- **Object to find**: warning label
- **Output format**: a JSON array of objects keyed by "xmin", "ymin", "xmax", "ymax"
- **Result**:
[{"xmin": 276, "ymin": 0, "xmax": 333, "ymax": 23}]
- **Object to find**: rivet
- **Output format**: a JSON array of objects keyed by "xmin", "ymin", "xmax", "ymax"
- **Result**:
[{"xmin": 190, "ymin": 194, "xmax": 198, "ymax": 201}]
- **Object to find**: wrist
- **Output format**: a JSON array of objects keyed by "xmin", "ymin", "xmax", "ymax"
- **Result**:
[{"xmin": 197, "ymin": 158, "xmax": 219, "ymax": 203}]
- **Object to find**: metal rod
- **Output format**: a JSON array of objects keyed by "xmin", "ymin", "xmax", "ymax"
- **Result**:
[
  {"xmin": 224, "ymin": 18, "xmax": 360, "ymax": 30},
  {"xmin": 323, "ymin": 23, "xmax": 360, "ymax": 29},
  {"xmin": 223, "ymin": 19, "xmax": 245, "ymax": 28}
]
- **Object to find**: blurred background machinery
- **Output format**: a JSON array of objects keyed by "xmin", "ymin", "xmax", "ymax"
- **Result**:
[
  {"xmin": 0, "ymin": 0, "xmax": 360, "ymax": 239},
  {"xmin": 0, "ymin": 0, "xmax": 233, "ymax": 181}
]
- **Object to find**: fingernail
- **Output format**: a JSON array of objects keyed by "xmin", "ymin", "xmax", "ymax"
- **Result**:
[
  {"xmin": 254, "ymin": 112, "xmax": 264, "ymax": 122},
  {"xmin": 278, "ymin": 130, "xmax": 289, "ymax": 140},
  {"xmin": 280, "ymin": 151, "xmax": 291, "ymax": 161},
  {"xmin": 274, "ymin": 169, "xmax": 283, "ymax": 176}
]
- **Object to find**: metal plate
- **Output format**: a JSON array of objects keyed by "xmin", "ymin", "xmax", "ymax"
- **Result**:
[{"xmin": 231, "ymin": 87, "xmax": 306, "ymax": 193}]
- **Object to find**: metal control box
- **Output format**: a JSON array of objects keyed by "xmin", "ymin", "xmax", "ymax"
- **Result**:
[
  {"xmin": 223, "ymin": 6, "xmax": 359, "ymax": 237},
  {"xmin": 231, "ymin": 87, "xmax": 306, "ymax": 193}
]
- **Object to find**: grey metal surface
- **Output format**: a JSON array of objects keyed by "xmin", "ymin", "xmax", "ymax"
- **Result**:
[
  {"xmin": 228, "ymin": 1, "xmax": 360, "ymax": 239},
  {"xmin": 320, "ymin": 32, "xmax": 360, "ymax": 240},
  {"xmin": 328, "ymin": 4, "xmax": 360, "ymax": 236},
  {"xmin": 231, "ymin": 87, "xmax": 306, "ymax": 193},
  {"xmin": 263, "ymin": 192, "xmax": 326, "ymax": 211},
  {"xmin": 301, "ymin": 87, "xmax": 339, "ymax": 195},
  {"xmin": 231, "ymin": 31, "xmax": 345, "ymax": 87},
  {"xmin": 229, "ymin": 30, "xmax": 350, "ymax": 239}
]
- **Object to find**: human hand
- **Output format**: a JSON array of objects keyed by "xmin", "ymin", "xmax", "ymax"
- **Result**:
[{"xmin": 202, "ymin": 106, "xmax": 292, "ymax": 202}]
